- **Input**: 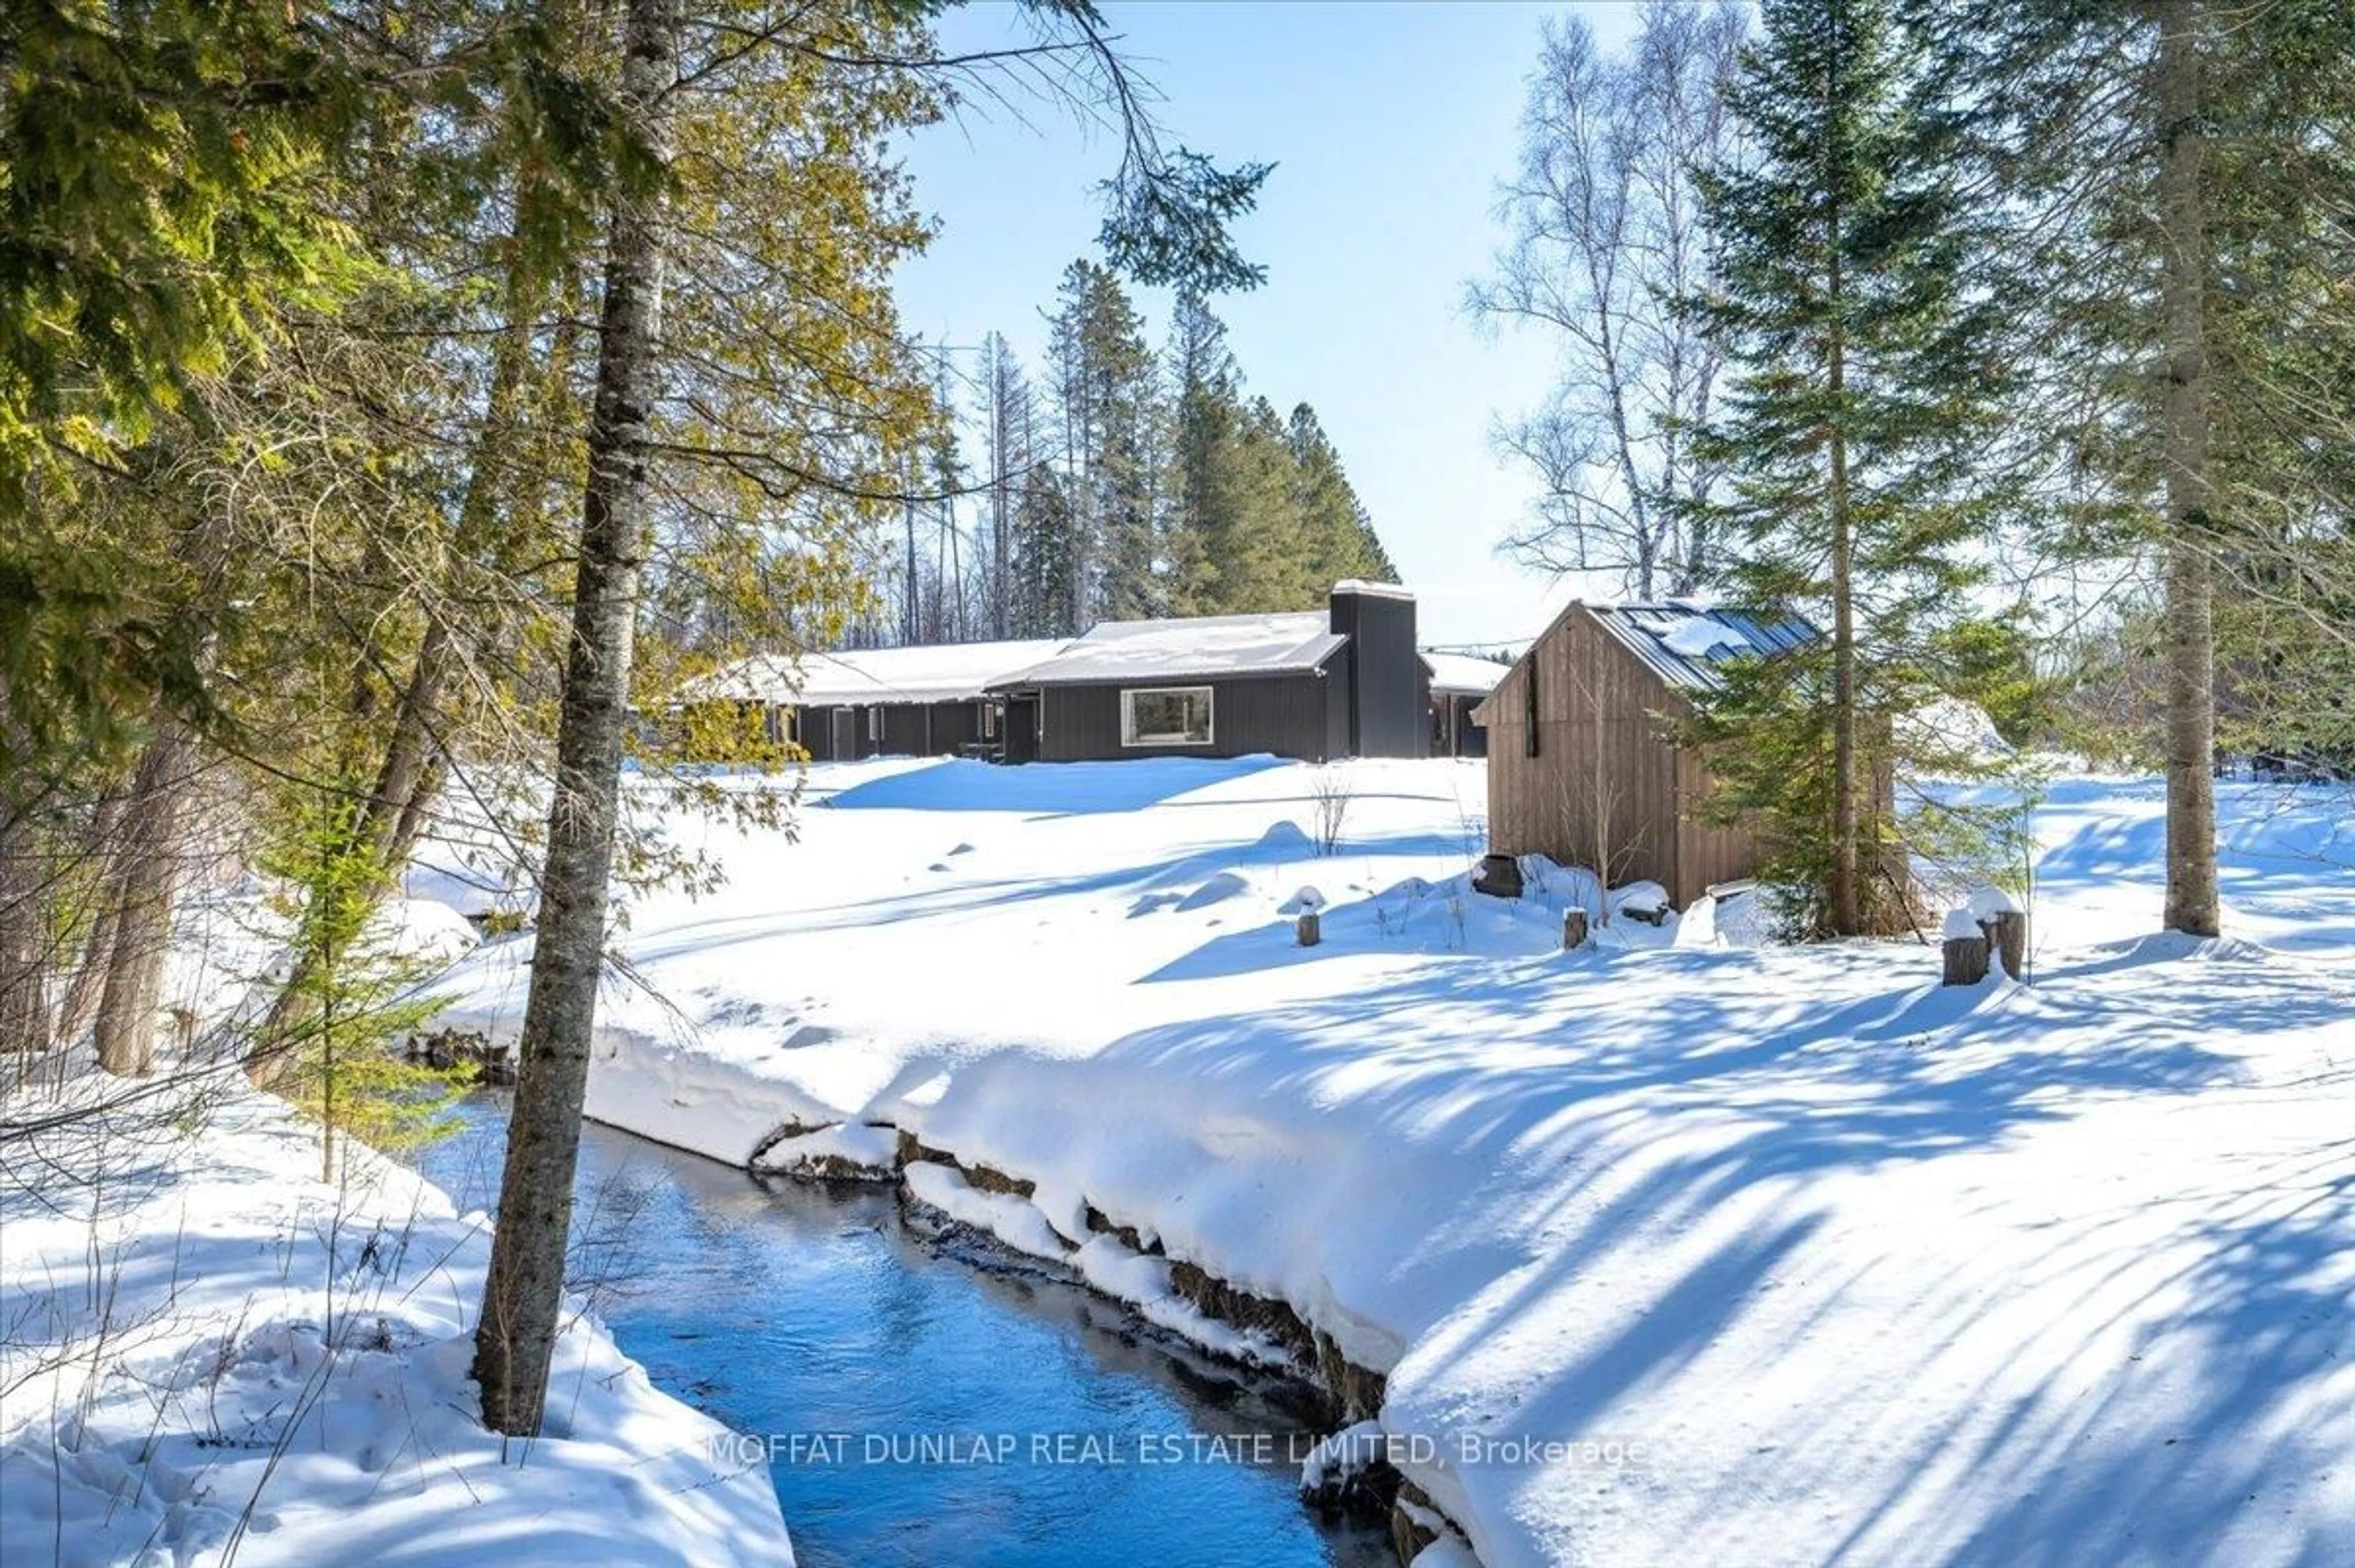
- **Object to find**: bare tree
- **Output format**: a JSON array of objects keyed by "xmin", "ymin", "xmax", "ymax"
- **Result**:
[
  {"xmin": 1471, "ymin": 0, "xmax": 1747, "ymax": 600},
  {"xmin": 1309, "ymin": 768, "xmax": 1352, "ymax": 857}
]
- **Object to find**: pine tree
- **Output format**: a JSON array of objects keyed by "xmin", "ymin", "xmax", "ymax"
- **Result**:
[
  {"xmin": 1920, "ymin": 0, "xmax": 2355, "ymax": 932},
  {"xmin": 1682, "ymin": 0, "xmax": 2031, "ymax": 938},
  {"xmin": 1014, "ymin": 467, "xmax": 1079, "ymax": 638},
  {"xmin": 1165, "ymin": 289, "xmax": 1240, "ymax": 611},
  {"xmin": 1287, "ymin": 403, "xmax": 1398, "ymax": 587},
  {"xmin": 1044, "ymin": 260, "xmax": 1162, "ymax": 625}
]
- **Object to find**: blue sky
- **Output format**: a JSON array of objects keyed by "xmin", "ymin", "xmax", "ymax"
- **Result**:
[{"xmin": 890, "ymin": 1, "xmax": 1645, "ymax": 648}]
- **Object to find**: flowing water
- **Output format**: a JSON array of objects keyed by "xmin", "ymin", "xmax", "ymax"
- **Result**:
[{"xmin": 418, "ymin": 1101, "xmax": 1396, "ymax": 1568}]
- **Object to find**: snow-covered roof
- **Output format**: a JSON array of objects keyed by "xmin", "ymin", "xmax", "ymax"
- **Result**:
[
  {"xmin": 1423, "ymin": 651, "xmax": 1511, "ymax": 696},
  {"xmin": 683, "ymin": 638, "xmax": 1071, "ymax": 708},
  {"xmin": 992, "ymin": 611, "xmax": 1348, "ymax": 688},
  {"xmin": 1586, "ymin": 601, "xmax": 1815, "ymax": 692}
]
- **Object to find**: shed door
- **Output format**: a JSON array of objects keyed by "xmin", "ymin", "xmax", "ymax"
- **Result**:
[{"xmin": 830, "ymin": 708, "xmax": 856, "ymax": 760}]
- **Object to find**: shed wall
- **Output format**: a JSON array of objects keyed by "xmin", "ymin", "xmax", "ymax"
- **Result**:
[{"xmin": 1476, "ymin": 608, "xmax": 1756, "ymax": 906}]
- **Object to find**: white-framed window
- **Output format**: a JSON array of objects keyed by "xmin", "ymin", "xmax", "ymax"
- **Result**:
[
  {"xmin": 1121, "ymin": 686, "xmax": 1214, "ymax": 747},
  {"xmin": 980, "ymin": 700, "xmax": 998, "ymax": 740},
  {"xmin": 867, "ymin": 705, "xmax": 883, "ymax": 743}
]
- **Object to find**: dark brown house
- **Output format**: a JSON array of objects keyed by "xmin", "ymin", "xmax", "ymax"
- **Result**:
[
  {"xmin": 1471, "ymin": 601, "xmax": 1814, "ymax": 908},
  {"xmin": 685, "ymin": 638, "xmax": 1066, "ymax": 762},
  {"xmin": 987, "ymin": 583, "xmax": 1430, "ymax": 763},
  {"xmin": 1425, "ymin": 652, "xmax": 1506, "ymax": 759}
]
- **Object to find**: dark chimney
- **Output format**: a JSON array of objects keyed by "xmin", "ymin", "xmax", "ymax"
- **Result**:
[{"xmin": 1328, "ymin": 581, "xmax": 1424, "ymax": 758}]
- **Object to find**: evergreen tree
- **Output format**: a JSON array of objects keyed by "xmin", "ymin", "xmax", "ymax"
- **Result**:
[
  {"xmin": 1287, "ymin": 404, "xmax": 1399, "ymax": 587},
  {"xmin": 1044, "ymin": 259, "xmax": 1162, "ymax": 625},
  {"xmin": 1174, "ymin": 396, "xmax": 1290, "ymax": 614},
  {"xmin": 1682, "ymin": 0, "xmax": 2032, "ymax": 938},
  {"xmin": 1013, "ymin": 467, "xmax": 1079, "ymax": 638},
  {"xmin": 1164, "ymin": 289, "xmax": 1240, "ymax": 611},
  {"xmin": 1920, "ymin": 0, "xmax": 2355, "ymax": 930}
]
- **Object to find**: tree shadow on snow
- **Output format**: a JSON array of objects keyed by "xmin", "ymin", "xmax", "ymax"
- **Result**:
[{"xmin": 823, "ymin": 755, "xmax": 1285, "ymax": 818}]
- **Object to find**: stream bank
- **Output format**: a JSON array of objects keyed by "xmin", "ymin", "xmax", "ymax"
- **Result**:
[
  {"xmin": 421, "ymin": 1099, "xmax": 1403, "ymax": 1568},
  {"xmin": 751, "ymin": 1119, "xmax": 1481, "ymax": 1567}
]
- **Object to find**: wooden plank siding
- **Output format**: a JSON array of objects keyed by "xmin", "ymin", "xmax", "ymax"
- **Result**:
[
  {"xmin": 1473, "ymin": 605, "xmax": 1757, "ymax": 908},
  {"xmin": 1034, "ymin": 670, "xmax": 1345, "ymax": 762},
  {"xmin": 776, "ymin": 700, "xmax": 992, "ymax": 761}
]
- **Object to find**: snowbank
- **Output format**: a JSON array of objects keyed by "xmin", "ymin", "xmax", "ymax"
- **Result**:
[
  {"xmin": 0, "ymin": 1077, "xmax": 790, "ymax": 1568},
  {"xmin": 424, "ymin": 757, "xmax": 2355, "ymax": 1567}
]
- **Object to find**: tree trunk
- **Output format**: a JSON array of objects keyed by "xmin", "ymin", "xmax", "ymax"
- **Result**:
[
  {"xmin": 0, "ymin": 806, "xmax": 48, "ymax": 1054},
  {"xmin": 1826, "ymin": 260, "xmax": 1860, "ymax": 938},
  {"xmin": 50, "ymin": 790, "xmax": 128, "ymax": 1050},
  {"xmin": 254, "ymin": 240, "xmax": 548, "ymax": 1078},
  {"xmin": 2156, "ymin": 0, "xmax": 2220, "ymax": 937},
  {"xmin": 93, "ymin": 716, "xmax": 200, "ymax": 1077},
  {"xmin": 472, "ymin": 0, "xmax": 678, "ymax": 1438}
]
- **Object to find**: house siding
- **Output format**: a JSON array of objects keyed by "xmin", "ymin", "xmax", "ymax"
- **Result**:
[
  {"xmin": 783, "ymin": 699, "xmax": 990, "ymax": 761},
  {"xmin": 1329, "ymin": 587, "xmax": 1427, "ymax": 758},
  {"xmin": 1036, "ymin": 670, "xmax": 1341, "ymax": 762}
]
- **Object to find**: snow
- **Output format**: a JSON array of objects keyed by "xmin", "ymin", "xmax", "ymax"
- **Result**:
[
  {"xmin": 1660, "ymin": 614, "xmax": 1747, "ymax": 659},
  {"xmin": 420, "ymin": 757, "xmax": 2355, "ymax": 1568},
  {"xmin": 1942, "ymin": 907, "xmax": 1985, "ymax": 940},
  {"xmin": 0, "ymin": 1079, "xmax": 790, "ymax": 1568},
  {"xmin": 753, "ymin": 1118, "xmax": 900, "ymax": 1180},
  {"xmin": 1967, "ymin": 882, "xmax": 2025, "ymax": 919},
  {"xmin": 684, "ymin": 638, "xmax": 1070, "ymax": 708},
  {"xmin": 1899, "ymin": 694, "xmax": 2015, "ymax": 762},
  {"xmin": 994, "ymin": 611, "xmax": 1348, "ymax": 684},
  {"xmin": 1422, "ymin": 652, "xmax": 1509, "ymax": 697},
  {"xmin": 1299, "ymin": 1418, "xmax": 1388, "ymax": 1491},
  {"xmin": 1591, "ymin": 602, "xmax": 1816, "ymax": 692},
  {"xmin": 1604, "ymin": 879, "xmax": 1669, "ymax": 917}
]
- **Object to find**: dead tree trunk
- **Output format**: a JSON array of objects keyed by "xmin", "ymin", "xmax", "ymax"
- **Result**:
[
  {"xmin": 93, "ymin": 716, "xmax": 200, "ymax": 1077},
  {"xmin": 472, "ymin": 0, "xmax": 678, "ymax": 1438},
  {"xmin": 2156, "ymin": 0, "xmax": 2220, "ymax": 938}
]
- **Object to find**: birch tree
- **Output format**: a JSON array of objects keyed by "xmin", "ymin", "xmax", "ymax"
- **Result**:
[{"xmin": 1472, "ymin": 0, "xmax": 1747, "ymax": 599}]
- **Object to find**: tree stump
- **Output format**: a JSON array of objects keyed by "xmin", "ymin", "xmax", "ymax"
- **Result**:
[
  {"xmin": 1941, "ymin": 906, "xmax": 1991, "ymax": 985},
  {"xmin": 1562, "ymin": 908, "xmax": 1588, "ymax": 950},
  {"xmin": 1296, "ymin": 911, "xmax": 1321, "ymax": 948},
  {"xmin": 1942, "ymin": 934, "xmax": 1989, "ymax": 986},
  {"xmin": 1985, "ymin": 909, "xmax": 2028, "ymax": 981}
]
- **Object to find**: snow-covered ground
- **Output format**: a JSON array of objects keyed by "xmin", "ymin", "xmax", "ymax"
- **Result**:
[
  {"xmin": 0, "ymin": 1076, "xmax": 789, "ymax": 1566},
  {"xmin": 419, "ymin": 755, "xmax": 2355, "ymax": 1568}
]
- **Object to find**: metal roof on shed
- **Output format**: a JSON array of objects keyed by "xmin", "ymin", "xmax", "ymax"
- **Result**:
[{"xmin": 1585, "ymin": 602, "xmax": 1817, "ymax": 693}]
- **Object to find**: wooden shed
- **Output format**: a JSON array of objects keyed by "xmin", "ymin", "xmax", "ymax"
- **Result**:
[{"xmin": 1470, "ymin": 602, "xmax": 1814, "ymax": 909}]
